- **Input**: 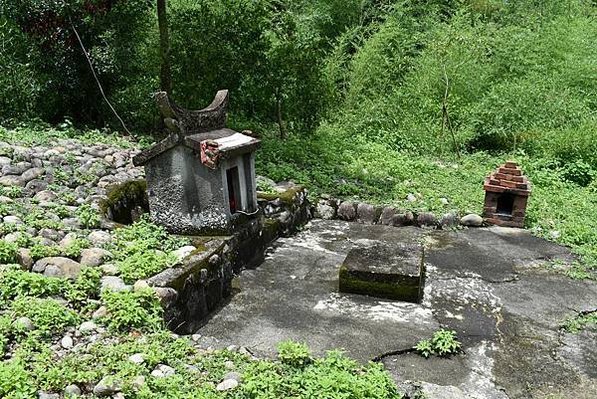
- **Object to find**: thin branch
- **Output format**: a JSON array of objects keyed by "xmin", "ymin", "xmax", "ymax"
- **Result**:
[
  {"xmin": 71, "ymin": 24, "xmax": 132, "ymax": 135},
  {"xmin": 441, "ymin": 64, "xmax": 460, "ymax": 160}
]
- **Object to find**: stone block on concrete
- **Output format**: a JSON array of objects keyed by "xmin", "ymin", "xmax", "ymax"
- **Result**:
[{"xmin": 339, "ymin": 242, "xmax": 425, "ymax": 303}]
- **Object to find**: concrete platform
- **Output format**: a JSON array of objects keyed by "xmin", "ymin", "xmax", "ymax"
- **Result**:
[{"xmin": 197, "ymin": 220, "xmax": 597, "ymax": 399}]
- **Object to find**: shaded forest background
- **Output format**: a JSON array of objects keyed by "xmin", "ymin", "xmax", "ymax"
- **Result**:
[{"xmin": 1, "ymin": 0, "xmax": 595, "ymax": 162}]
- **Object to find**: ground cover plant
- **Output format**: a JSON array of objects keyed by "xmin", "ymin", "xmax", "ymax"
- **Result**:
[
  {"xmin": 415, "ymin": 329, "xmax": 462, "ymax": 358},
  {"xmin": 0, "ymin": 0, "xmax": 595, "ymax": 397},
  {"xmin": 0, "ymin": 262, "xmax": 404, "ymax": 397}
]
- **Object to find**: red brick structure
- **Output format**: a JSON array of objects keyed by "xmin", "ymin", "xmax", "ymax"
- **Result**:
[{"xmin": 483, "ymin": 161, "xmax": 531, "ymax": 228}]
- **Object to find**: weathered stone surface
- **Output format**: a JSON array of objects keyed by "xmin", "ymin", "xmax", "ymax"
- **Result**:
[
  {"xmin": 92, "ymin": 376, "xmax": 121, "ymax": 397},
  {"xmin": 14, "ymin": 316, "xmax": 35, "ymax": 331},
  {"xmin": 460, "ymin": 213, "xmax": 483, "ymax": 227},
  {"xmin": 0, "ymin": 175, "xmax": 26, "ymax": 187},
  {"xmin": 87, "ymin": 230, "xmax": 112, "ymax": 247},
  {"xmin": 339, "ymin": 242, "xmax": 425, "ymax": 302},
  {"xmin": 61, "ymin": 335, "xmax": 74, "ymax": 349},
  {"xmin": 17, "ymin": 248, "xmax": 33, "ymax": 270},
  {"xmin": 3, "ymin": 215, "xmax": 23, "ymax": 224},
  {"xmin": 356, "ymin": 203, "xmax": 380, "ymax": 225},
  {"xmin": 128, "ymin": 353, "xmax": 145, "ymax": 365},
  {"xmin": 2, "ymin": 162, "xmax": 30, "ymax": 175},
  {"xmin": 100, "ymin": 276, "xmax": 130, "ymax": 293},
  {"xmin": 416, "ymin": 212, "xmax": 437, "ymax": 228},
  {"xmin": 390, "ymin": 212, "xmax": 414, "ymax": 227},
  {"xmin": 21, "ymin": 167, "xmax": 45, "ymax": 182},
  {"xmin": 440, "ymin": 212, "xmax": 459, "ymax": 229},
  {"xmin": 315, "ymin": 202, "xmax": 336, "ymax": 220},
  {"xmin": 337, "ymin": 202, "xmax": 357, "ymax": 221},
  {"xmin": 25, "ymin": 179, "xmax": 48, "ymax": 194},
  {"xmin": 199, "ymin": 220, "xmax": 596, "ymax": 399},
  {"xmin": 80, "ymin": 248, "xmax": 113, "ymax": 267},
  {"xmin": 34, "ymin": 190, "xmax": 57, "ymax": 202},
  {"xmin": 379, "ymin": 207, "xmax": 396, "ymax": 225},
  {"xmin": 34, "ymin": 257, "xmax": 82, "ymax": 279},
  {"xmin": 38, "ymin": 228, "xmax": 65, "ymax": 242},
  {"xmin": 79, "ymin": 321, "xmax": 98, "ymax": 333},
  {"xmin": 92, "ymin": 306, "xmax": 108, "ymax": 319},
  {"xmin": 38, "ymin": 392, "xmax": 59, "ymax": 399},
  {"xmin": 64, "ymin": 384, "xmax": 81, "ymax": 396},
  {"xmin": 173, "ymin": 246, "xmax": 196, "ymax": 261},
  {"xmin": 151, "ymin": 364, "xmax": 176, "ymax": 378},
  {"xmin": 59, "ymin": 233, "xmax": 78, "ymax": 249},
  {"xmin": 216, "ymin": 379, "xmax": 239, "ymax": 391}
]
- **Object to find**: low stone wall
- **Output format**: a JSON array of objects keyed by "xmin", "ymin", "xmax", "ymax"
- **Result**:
[
  {"xmin": 257, "ymin": 182, "xmax": 311, "ymax": 237},
  {"xmin": 313, "ymin": 197, "xmax": 484, "ymax": 229},
  {"xmin": 145, "ymin": 183, "xmax": 311, "ymax": 334}
]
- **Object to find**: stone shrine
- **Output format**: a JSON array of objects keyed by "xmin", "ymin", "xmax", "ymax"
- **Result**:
[{"xmin": 133, "ymin": 90, "xmax": 261, "ymax": 234}]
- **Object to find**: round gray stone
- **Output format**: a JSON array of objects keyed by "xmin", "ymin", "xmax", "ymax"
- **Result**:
[
  {"xmin": 64, "ymin": 384, "xmax": 81, "ymax": 396},
  {"xmin": 80, "ymin": 248, "xmax": 112, "ymax": 267},
  {"xmin": 216, "ymin": 379, "xmax": 239, "ymax": 391},
  {"xmin": 460, "ymin": 213, "xmax": 483, "ymax": 227}
]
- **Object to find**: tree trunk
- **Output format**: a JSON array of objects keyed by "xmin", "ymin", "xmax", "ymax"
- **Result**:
[
  {"xmin": 157, "ymin": 0, "xmax": 172, "ymax": 94},
  {"xmin": 276, "ymin": 90, "xmax": 287, "ymax": 139}
]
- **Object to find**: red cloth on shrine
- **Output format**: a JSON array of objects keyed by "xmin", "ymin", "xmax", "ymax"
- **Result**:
[{"xmin": 200, "ymin": 140, "xmax": 220, "ymax": 169}]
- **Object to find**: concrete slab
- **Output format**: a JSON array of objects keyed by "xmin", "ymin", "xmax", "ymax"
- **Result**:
[{"xmin": 197, "ymin": 220, "xmax": 597, "ymax": 399}]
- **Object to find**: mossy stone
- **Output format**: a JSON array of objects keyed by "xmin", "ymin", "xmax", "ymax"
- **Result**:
[
  {"xmin": 338, "ymin": 242, "xmax": 425, "ymax": 303},
  {"xmin": 100, "ymin": 180, "xmax": 149, "ymax": 224}
]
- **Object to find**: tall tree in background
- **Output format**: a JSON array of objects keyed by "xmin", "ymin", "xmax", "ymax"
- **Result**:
[{"xmin": 157, "ymin": 0, "xmax": 172, "ymax": 94}]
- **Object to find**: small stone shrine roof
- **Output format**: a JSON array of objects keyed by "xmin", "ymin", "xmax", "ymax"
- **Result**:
[
  {"xmin": 483, "ymin": 161, "xmax": 531, "ymax": 196},
  {"xmin": 133, "ymin": 90, "xmax": 260, "ymax": 166}
]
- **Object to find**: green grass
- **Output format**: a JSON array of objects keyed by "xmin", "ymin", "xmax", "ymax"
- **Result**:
[
  {"xmin": 0, "ymin": 123, "xmax": 142, "ymax": 149},
  {"xmin": 257, "ymin": 129, "xmax": 597, "ymax": 279},
  {"xmin": 563, "ymin": 311, "xmax": 597, "ymax": 333}
]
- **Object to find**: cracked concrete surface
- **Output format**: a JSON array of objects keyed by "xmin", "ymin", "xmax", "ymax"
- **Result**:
[{"xmin": 197, "ymin": 220, "xmax": 597, "ymax": 398}]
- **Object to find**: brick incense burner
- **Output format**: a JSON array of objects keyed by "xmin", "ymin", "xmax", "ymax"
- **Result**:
[{"xmin": 483, "ymin": 161, "xmax": 531, "ymax": 228}]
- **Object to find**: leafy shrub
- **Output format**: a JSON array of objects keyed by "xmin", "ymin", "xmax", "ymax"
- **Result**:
[
  {"xmin": 111, "ymin": 216, "xmax": 188, "ymax": 256},
  {"xmin": 561, "ymin": 161, "xmax": 595, "ymax": 187},
  {"xmin": 11, "ymin": 297, "xmax": 80, "ymax": 338},
  {"xmin": 1, "ymin": 186, "xmax": 23, "ymax": 199},
  {"xmin": 277, "ymin": 340, "xmax": 312, "ymax": 368},
  {"xmin": 0, "ymin": 315, "xmax": 11, "ymax": 357},
  {"xmin": 100, "ymin": 289, "xmax": 163, "ymax": 332},
  {"xmin": 23, "ymin": 209, "xmax": 62, "ymax": 230},
  {"xmin": 29, "ymin": 243, "xmax": 61, "ymax": 261},
  {"xmin": 66, "ymin": 267, "xmax": 102, "ymax": 306},
  {"xmin": 563, "ymin": 311, "xmax": 597, "ymax": 333},
  {"xmin": 242, "ymin": 347, "xmax": 401, "ymax": 398},
  {"xmin": 116, "ymin": 250, "xmax": 175, "ymax": 283},
  {"xmin": 414, "ymin": 339, "xmax": 434, "ymax": 359},
  {"xmin": 415, "ymin": 329, "xmax": 462, "ymax": 358},
  {"xmin": 0, "ymin": 269, "xmax": 65, "ymax": 304},
  {"xmin": 62, "ymin": 237, "xmax": 91, "ymax": 259},
  {"xmin": 0, "ymin": 240, "xmax": 18, "ymax": 264},
  {"xmin": 0, "ymin": 359, "xmax": 36, "ymax": 399},
  {"xmin": 76, "ymin": 204, "xmax": 101, "ymax": 229}
]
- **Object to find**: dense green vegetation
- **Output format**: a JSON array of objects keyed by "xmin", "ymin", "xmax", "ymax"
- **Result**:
[
  {"xmin": 0, "ymin": 262, "xmax": 400, "ymax": 397},
  {"xmin": 0, "ymin": 0, "xmax": 596, "ymax": 397}
]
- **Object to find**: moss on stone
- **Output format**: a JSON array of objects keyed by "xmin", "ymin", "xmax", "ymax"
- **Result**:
[
  {"xmin": 100, "ymin": 180, "xmax": 148, "ymax": 224},
  {"xmin": 190, "ymin": 244, "xmax": 209, "ymax": 255},
  {"xmin": 339, "ymin": 265, "xmax": 421, "ymax": 302},
  {"xmin": 257, "ymin": 185, "xmax": 304, "ymax": 205}
]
